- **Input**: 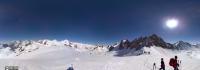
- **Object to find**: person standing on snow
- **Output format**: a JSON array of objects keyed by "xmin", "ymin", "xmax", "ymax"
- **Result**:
[
  {"xmin": 159, "ymin": 58, "xmax": 165, "ymax": 70},
  {"xmin": 67, "ymin": 64, "xmax": 74, "ymax": 70},
  {"xmin": 173, "ymin": 56, "xmax": 179, "ymax": 70},
  {"xmin": 170, "ymin": 56, "xmax": 179, "ymax": 70},
  {"xmin": 153, "ymin": 63, "xmax": 156, "ymax": 70}
]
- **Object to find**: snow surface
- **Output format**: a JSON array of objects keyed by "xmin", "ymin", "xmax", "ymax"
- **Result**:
[{"xmin": 0, "ymin": 40, "xmax": 200, "ymax": 70}]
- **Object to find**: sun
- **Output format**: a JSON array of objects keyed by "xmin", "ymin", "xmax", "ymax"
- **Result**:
[{"xmin": 166, "ymin": 19, "xmax": 179, "ymax": 29}]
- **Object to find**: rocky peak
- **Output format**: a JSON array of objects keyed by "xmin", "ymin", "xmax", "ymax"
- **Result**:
[
  {"xmin": 174, "ymin": 41, "xmax": 192, "ymax": 50},
  {"xmin": 117, "ymin": 34, "xmax": 173, "ymax": 50}
]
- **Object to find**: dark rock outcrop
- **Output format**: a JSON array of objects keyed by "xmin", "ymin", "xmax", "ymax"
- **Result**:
[{"xmin": 116, "ymin": 34, "xmax": 174, "ymax": 51}]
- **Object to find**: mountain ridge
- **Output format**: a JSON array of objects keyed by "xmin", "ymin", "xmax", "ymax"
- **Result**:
[
  {"xmin": 110, "ymin": 34, "xmax": 197, "ymax": 51},
  {"xmin": 0, "ymin": 34, "xmax": 199, "ymax": 57}
]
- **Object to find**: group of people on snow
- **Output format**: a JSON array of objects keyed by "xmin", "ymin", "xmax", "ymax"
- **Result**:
[
  {"xmin": 155, "ymin": 56, "xmax": 180, "ymax": 70},
  {"xmin": 67, "ymin": 56, "xmax": 180, "ymax": 70}
]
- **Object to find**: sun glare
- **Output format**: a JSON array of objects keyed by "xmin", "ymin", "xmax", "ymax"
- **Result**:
[{"xmin": 166, "ymin": 19, "xmax": 179, "ymax": 29}]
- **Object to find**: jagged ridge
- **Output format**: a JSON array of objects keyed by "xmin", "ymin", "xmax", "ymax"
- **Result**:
[{"xmin": 111, "ymin": 34, "xmax": 197, "ymax": 51}]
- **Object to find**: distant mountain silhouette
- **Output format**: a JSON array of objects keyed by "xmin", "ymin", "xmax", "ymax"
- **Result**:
[{"xmin": 115, "ymin": 34, "xmax": 174, "ymax": 50}]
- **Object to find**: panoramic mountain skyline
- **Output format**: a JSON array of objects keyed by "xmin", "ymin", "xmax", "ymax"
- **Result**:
[{"xmin": 0, "ymin": 0, "xmax": 200, "ymax": 44}]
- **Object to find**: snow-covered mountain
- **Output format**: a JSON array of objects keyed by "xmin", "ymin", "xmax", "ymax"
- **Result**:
[
  {"xmin": 111, "ymin": 34, "xmax": 168, "ymax": 53},
  {"xmin": 193, "ymin": 43, "xmax": 200, "ymax": 48},
  {"xmin": 0, "ymin": 34, "xmax": 199, "ymax": 57},
  {"xmin": 115, "ymin": 34, "xmax": 174, "ymax": 50},
  {"xmin": 113, "ymin": 34, "xmax": 200, "ymax": 50},
  {"xmin": 0, "ymin": 39, "xmax": 108, "ymax": 57},
  {"xmin": 0, "ymin": 34, "xmax": 200, "ymax": 70},
  {"xmin": 173, "ymin": 41, "xmax": 192, "ymax": 50},
  {"xmin": 109, "ymin": 34, "xmax": 200, "ymax": 56}
]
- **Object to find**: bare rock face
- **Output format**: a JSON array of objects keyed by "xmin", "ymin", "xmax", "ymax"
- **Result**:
[
  {"xmin": 111, "ymin": 34, "xmax": 197, "ymax": 56},
  {"xmin": 116, "ymin": 34, "xmax": 174, "ymax": 51}
]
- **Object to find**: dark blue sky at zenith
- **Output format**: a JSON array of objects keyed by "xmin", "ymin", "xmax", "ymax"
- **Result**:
[{"xmin": 0, "ymin": 0, "xmax": 200, "ymax": 44}]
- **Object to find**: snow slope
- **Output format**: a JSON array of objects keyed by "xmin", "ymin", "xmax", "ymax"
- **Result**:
[{"xmin": 0, "ymin": 45, "xmax": 200, "ymax": 70}]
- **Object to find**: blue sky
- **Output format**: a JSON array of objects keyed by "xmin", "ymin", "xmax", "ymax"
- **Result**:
[{"xmin": 0, "ymin": 0, "xmax": 200, "ymax": 44}]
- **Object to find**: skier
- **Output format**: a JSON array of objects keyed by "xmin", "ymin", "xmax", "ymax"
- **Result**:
[
  {"xmin": 67, "ymin": 64, "xmax": 74, "ymax": 70},
  {"xmin": 159, "ymin": 58, "xmax": 165, "ymax": 70}
]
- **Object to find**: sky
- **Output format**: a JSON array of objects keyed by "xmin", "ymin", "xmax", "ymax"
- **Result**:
[{"xmin": 0, "ymin": 0, "xmax": 200, "ymax": 44}]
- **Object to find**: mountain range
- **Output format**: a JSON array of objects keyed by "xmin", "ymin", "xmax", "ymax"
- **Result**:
[
  {"xmin": 0, "ymin": 34, "xmax": 199, "ymax": 57},
  {"xmin": 111, "ymin": 34, "xmax": 198, "ymax": 51}
]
